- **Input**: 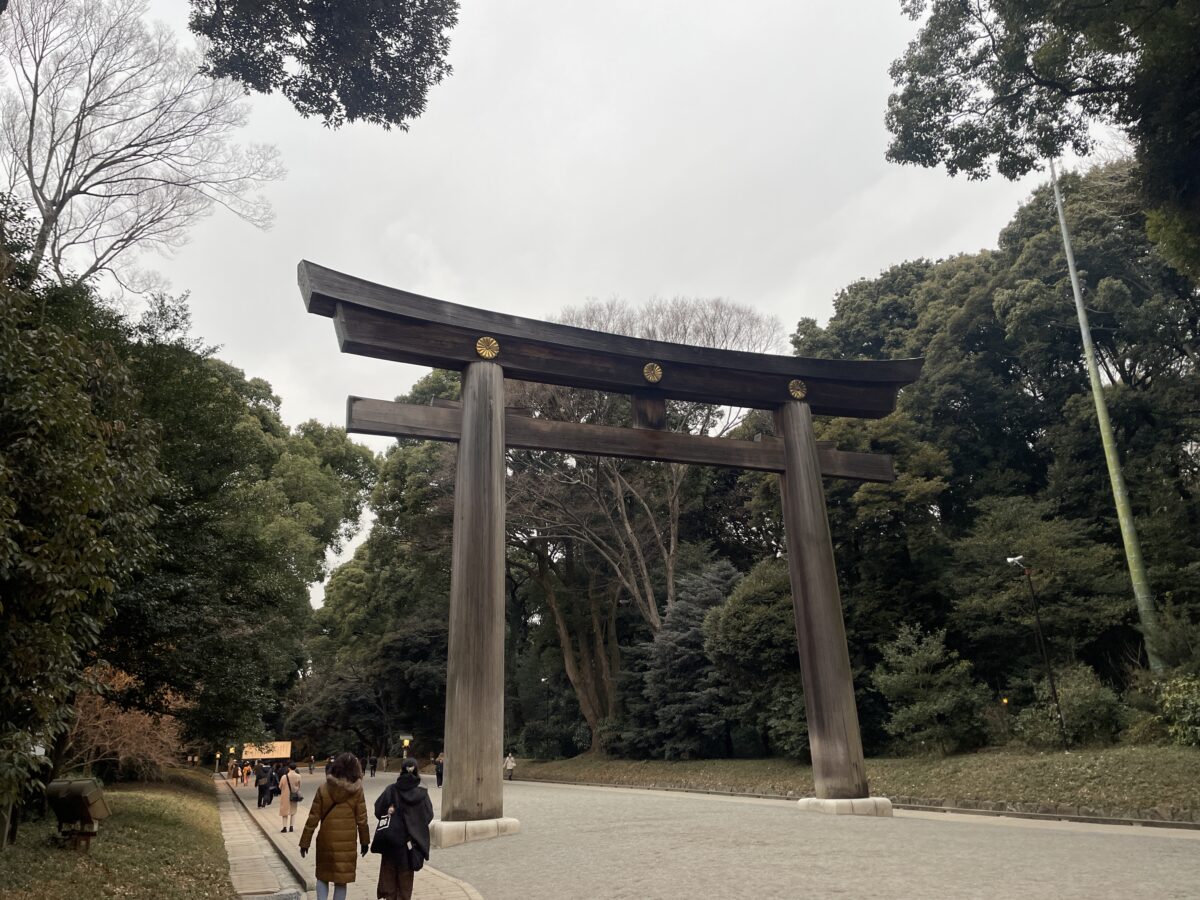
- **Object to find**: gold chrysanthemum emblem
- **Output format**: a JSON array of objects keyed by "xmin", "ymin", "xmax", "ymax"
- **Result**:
[
  {"xmin": 475, "ymin": 336, "xmax": 500, "ymax": 359},
  {"xmin": 788, "ymin": 379, "xmax": 807, "ymax": 400},
  {"xmin": 642, "ymin": 362, "xmax": 663, "ymax": 384}
]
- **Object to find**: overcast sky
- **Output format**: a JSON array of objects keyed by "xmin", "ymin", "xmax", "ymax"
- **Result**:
[
  {"xmin": 134, "ymin": 2, "xmax": 1045, "ymax": 599},
  {"xmin": 137, "ymin": 0, "xmax": 1044, "ymax": 442}
]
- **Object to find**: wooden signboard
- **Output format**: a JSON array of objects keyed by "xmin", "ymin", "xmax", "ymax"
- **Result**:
[{"xmin": 242, "ymin": 741, "xmax": 292, "ymax": 760}]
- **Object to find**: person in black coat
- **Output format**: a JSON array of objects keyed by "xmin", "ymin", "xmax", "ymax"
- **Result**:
[
  {"xmin": 254, "ymin": 762, "xmax": 271, "ymax": 807},
  {"xmin": 373, "ymin": 758, "xmax": 434, "ymax": 900}
]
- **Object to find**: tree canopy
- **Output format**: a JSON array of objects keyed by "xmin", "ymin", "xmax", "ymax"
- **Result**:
[
  {"xmin": 188, "ymin": 0, "xmax": 459, "ymax": 130},
  {"xmin": 886, "ymin": 1, "xmax": 1200, "ymax": 275}
]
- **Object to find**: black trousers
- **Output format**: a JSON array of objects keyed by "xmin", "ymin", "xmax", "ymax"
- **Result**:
[{"xmin": 257, "ymin": 786, "xmax": 270, "ymax": 807}]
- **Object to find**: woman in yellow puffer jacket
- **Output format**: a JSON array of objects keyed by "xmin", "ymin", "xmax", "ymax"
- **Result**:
[{"xmin": 300, "ymin": 752, "xmax": 370, "ymax": 900}]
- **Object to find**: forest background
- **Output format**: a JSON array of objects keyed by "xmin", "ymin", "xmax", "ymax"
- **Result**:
[
  {"xmin": 3, "ymin": 0, "xmax": 1200, "ymax": 845},
  {"xmin": 298, "ymin": 160, "xmax": 1200, "ymax": 763}
]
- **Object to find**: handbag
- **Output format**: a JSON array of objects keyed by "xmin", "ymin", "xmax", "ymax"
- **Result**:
[
  {"xmin": 370, "ymin": 812, "xmax": 408, "ymax": 857},
  {"xmin": 285, "ymin": 772, "xmax": 303, "ymax": 803}
]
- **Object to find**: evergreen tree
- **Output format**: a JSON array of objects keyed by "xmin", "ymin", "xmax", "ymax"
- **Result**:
[
  {"xmin": 705, "ymin": 559, "xmax": 809, "ymax": 759},
  {"xmin": 642, "ymin": 561, "xmax": 739, "ymax": 760},
  {"xmin": 872, "ymin": 624, "xmax": 990, "ymax": 755}
]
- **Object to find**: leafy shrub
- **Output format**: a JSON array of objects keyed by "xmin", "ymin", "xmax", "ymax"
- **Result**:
[
  {"xmin": 1148, "ymin": 601, "xmax": 1200, "ymax": 673},
  {"xmin": 1015, "ymin": 664, "xmax": 1122, "ymax": 748},
  {"xmin": 1154, "ymin": 675, "xmax": 1200, "ymax": 747},
  {"xmin": 518, "ymin": 718, "xmax": 590, "ymax": 759},
  {"xmin": 763, "ymin": 675, "xmax": 809, "ymax": 761},
  {"xmin": 872, "ymin": 624, "xmax": 989, "ymax": 755},
  {"xmin": 1119, "ymin": 709, "xmax": 1170, "ymax": 746}
]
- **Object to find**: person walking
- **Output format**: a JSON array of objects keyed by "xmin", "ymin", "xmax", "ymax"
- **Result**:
[
  {"xmin": 255, "ymin": 761, "xmax": 272, "ymax": 807},
  {"xmin": 434, "ymin": 753, "xmax": 444, "ymax": 789},
  {"xmin": 373, "ymin": 758, "xmax": 434, "ymax": 900},
  {"xmin": 503, "ymin": 752, "xmax": 516, "ymax": 781},
  {"xmin": 279, "ymin": 762, "xmax": 302, "ymax": 833},
  {"xmin": 300, "ymin": 752, "xmax": 370, "ymax": 900},
  {"xmin": 267, "ymin": 763, "xmax": 281, "ymax": 806},
  {"xmin": 368, "ymin": 755, "xmax": 378, "ymax": 778},
  {"xmin": 309, "ymin": 755, "xmax": 315, "ymax": 775}
]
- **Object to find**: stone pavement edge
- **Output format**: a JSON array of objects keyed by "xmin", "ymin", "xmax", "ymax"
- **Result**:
[{"xmin": 223, "ymin": 774, "xmax": 483, "ymax": 900}]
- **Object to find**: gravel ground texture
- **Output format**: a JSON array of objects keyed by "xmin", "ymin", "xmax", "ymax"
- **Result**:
[{"xmin": 381, "ymin": 776, "xmax": 1200, "ymax": 900}]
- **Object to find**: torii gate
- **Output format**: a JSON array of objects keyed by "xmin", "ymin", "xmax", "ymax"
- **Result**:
[{"xmin": 300, "ymin": 261, "xmax": 923, "ymax": 844}]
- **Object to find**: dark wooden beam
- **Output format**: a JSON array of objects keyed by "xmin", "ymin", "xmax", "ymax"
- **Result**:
[
  {"xmin": 347, "ymin": 397, "xmax": 895, "ymax": 483},
  {"xmin": 776, "ymin": 400, "xmax": 869, "ymax": 799},
  {"xmin": 631, "ymin": 393, "xmax": 666, "ymax": 430},
  {"xmin": 441, "ymin": 362, "xmax": 507, "ymax": 822},
  {"xmin": 302, "ymin": 260, "xmax": 923, "ymax": 418}
]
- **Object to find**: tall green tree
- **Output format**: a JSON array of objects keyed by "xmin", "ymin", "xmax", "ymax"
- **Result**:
[
  {"xmin": 872, "ymin": 624, "xmax": 990, "ymax": 755},
  {"xmin": 101, "ymin": 297, "xmax": 377, "ymax": 745},
  {"xmin": 288, "ymin": 373, "xmax": 456, "ymax": 756},
  {"xmin": 189, "ymin": 0, "xmax": 459, "ymax": 129},
  {"xmin": 886, "ymin": 0, "xmax": 1200, "ymax": 275},
  {"xmin": 0, "ymin": 211, "xmax": 160, "ymax": 841},
  {"xmin": 609, "ymin": 564, "xmax": 739, "ymax": 763},
  {"xmin": 704, "ymin": 558, "xmax": 809, "ymax": 759}
]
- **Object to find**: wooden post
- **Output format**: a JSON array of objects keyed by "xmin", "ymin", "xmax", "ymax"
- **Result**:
[
  {"xmin": 442, "ymin": 361, "xmax": 507, "ymax": 821},
  {"xmin": 775, "ymin": 401, "xmax": 869, "ymax": 799}
]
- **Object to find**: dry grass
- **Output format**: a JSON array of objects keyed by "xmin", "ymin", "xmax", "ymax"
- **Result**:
[
  {"xmin": 517, "ymin": 745, "xmax": 1200, "ymax": 813},
  {"xmin": 0, "ymin": 768, "xmax": 238, "ymax": 900}
]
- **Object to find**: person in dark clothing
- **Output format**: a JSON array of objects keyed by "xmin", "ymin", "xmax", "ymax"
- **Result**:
[
  {"xmin": 434, "ymin": 753, "xmax": 443, "ymax": 788},
  {"xmin": 372, "ymin": 758, "xmax": 434, "ymax": 900},
  {"xmin": 267, "ymin": 763, "xmax": 281, "ymax": 805},
  {"xmin": 368, "ymin": 756, "xmax": 378, "ymax": 777},
  {"xmin": 255, "ymin": 762, "xmax": 272, "ymax": 807}
]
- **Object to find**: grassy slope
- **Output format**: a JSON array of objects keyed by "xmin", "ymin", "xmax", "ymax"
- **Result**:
[
  {"xmin": 517, "ymin": 746, "xmax": 1200, "ymax": 813},
  {"xmin": 0, "ymin": 768, "xmax": 238, "ymax": 900}
]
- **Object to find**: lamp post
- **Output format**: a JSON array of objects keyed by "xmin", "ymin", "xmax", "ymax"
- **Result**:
[
  {"xmin": 1006, "ymin": 556, "xmax": 1069, "ymax": 751},
  {"xmin": 214, "ymin": 751, "xmax": 221, "ymax": 774}
]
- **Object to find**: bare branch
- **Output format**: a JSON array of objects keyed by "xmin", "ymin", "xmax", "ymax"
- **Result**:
[{"xmin": 0, "ymin": 0, "xmax": 283, "ymax": 284}]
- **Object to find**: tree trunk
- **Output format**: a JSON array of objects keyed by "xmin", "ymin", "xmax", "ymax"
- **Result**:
[{"xmin": 534, "ymin": 551, "xmax": 618, "ymax": 747}]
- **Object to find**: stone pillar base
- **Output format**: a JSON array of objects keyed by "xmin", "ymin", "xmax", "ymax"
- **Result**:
[
  {"xmin": 796, "ymin": 797, "xmax": 893, "ymax": 817},
  {"xmin": 431, "ymin": 817, "xmax": 521, "ymax": 849}
]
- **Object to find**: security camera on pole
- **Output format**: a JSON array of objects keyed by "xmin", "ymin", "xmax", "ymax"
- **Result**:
[{"xmin": 1007, "ymin": 556, "xmax": 1069, "ymax": 751}]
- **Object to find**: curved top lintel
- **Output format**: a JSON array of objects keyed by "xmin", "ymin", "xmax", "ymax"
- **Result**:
[{"xmin": 299, "ymin": 260, "xmax": 924, "ymax": 416}]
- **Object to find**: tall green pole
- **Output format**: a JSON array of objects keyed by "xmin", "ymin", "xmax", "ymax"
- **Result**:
[{"xmin": 1048, "ymin": 159, "xmax": 1164, "ymax": 672}]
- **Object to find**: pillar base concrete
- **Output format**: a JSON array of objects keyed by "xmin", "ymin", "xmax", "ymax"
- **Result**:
[
  {"xmin": 796, "ymin": 797, "xmax": 893, "ymax": 817},
  {"xmin": 431, "ymin": 816, "xmax": 521, "ymax": 849}
]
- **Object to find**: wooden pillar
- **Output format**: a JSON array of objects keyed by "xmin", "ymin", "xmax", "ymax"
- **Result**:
[
  {"xmin": 442, "ymin": 361, "xmax": 507, "ymax": 821},
  {"xmin": 775, "ymin": 401, "xmax": 869, "ymax": 799}
]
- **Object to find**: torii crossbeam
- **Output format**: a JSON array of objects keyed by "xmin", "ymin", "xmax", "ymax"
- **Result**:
[{"xmin": 301, "ymin": 260, "xmax": 923, "ymax": 842}]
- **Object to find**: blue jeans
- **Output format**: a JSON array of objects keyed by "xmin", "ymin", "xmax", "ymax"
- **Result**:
[{"xmin": 315, "ymin": 882, "xmax": 346, "ymax": 900}]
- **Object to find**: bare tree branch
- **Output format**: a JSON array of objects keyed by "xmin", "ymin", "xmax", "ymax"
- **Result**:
[{"xmin": 0, "ymin": 0, "xmax": 283, "ymax": 284}]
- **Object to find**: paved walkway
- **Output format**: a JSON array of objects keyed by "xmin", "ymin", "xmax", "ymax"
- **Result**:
[
  {"xmin": 428, "ymin": 779, "xmax": 1200, "ymax": 900},
  {"xmin": 216, "ymin": 776, "xmax": 304, "ymax": 899},
  {"xmin": 226, "ymin": 774, "xmax": 481, "ymax": 900}
]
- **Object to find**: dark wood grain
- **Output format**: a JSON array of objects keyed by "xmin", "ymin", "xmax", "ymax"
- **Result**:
[
  {"xmin": 303, "ymin": 260, "xmax": 923, "ymax": 417},
  {"xmin": 441, "ymin": 362, "xmax": 507, "ymax": 822},
  {"xmin": 775, "ymin": 401, "xmax": 870, "ymax": 799},
  {"xmin": 632, "ymin": 393, "xmax": 666, "ymax": 430},
  {"xmin": 347, "ymin": 397, "xmax": 895, "ymax": 482}
]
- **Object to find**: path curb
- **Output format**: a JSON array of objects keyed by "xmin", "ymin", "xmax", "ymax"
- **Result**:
[
  {"xmin": 513, "ymin": 775, "xmax": 1200, "ymax": 831},
  {"xmin": 223, "ymin": 776, "xmax": 316, "ymax": 892},
  {"xmin": 223, "ymin": 776, "xmax": 486, "ymax": 900}
]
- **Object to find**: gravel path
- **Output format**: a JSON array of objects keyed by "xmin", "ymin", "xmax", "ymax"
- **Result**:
[{"xmin": 409, "ymin": 778, "xmax": 1200, "ymax": 900}]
